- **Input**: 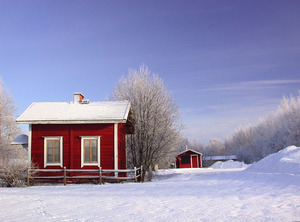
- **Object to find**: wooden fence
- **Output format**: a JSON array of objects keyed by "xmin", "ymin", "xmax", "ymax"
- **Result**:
[{"xmin": 27, "ymin": 166, "xmax": 143, "ymax": 186}]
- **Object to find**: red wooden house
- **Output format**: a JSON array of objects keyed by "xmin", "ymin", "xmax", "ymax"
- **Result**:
[
  {"xmin": 16, "ymin": 93, "xmax": 134, "ymax": 177},
  {"xmin": 176, "ymin": 149, "xmax": 202, "ymax": 168}
]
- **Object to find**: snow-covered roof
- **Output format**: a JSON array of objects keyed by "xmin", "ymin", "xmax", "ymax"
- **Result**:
[
  {"xmin": 203, "ymin": 155, "xmax": 237, "ymax": 161},
  {"xmin": 16, "ymin": 101, "xmax": 131, "ymax": 124},
  {"xmin": 177, "ymin": 149, "xmax": 202, "ymax": 156},
  {"xmin": 11, "ymin": 134, "xmax": 28, "ymax": 145}
]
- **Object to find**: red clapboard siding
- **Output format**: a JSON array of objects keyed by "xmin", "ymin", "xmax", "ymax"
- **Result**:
[{"xmin": 31, "ymin": 123, "xmax": 125, "ymax": 172}]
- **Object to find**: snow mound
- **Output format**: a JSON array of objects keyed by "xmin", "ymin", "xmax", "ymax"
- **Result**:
[
  {"xmin": 246, "ymin": 146, "xmax": 300, "ymax": 174},
  {"xmin": 210, "ymin": 160, "xmax": 249, "ymax": 169}
]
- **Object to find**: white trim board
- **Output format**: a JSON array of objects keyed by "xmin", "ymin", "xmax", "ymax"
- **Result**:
[
  {"xmin": 114, "ymin": 123, "xmax": 118, "ymax": 176},
  {"xmin": 28, "ymin": 125, "xmax": 32, "ymax": 168}
]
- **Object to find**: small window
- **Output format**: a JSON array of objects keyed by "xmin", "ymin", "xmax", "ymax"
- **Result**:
[
  {"xmin": 181, "ymin": 155, "xmax": 190, "ymax": 164},
  {"xmin": 81, "ymin": 136, "xmax": 100, "ymax": 167},
  {"xmin": 44, "ymin": 137, "xmax": 63, "ymax": 168},
  {"xmin": 84, "ymin": 139, "xmax": 97, "ymax": 163}
]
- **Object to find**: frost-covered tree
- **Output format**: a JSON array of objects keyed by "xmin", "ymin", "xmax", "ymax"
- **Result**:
[
  {"xmin": 113, "ymin": 65, "xmax": 181, "ymax": 180},
  {"xmin": 0, "ymin": 78, "xmax": 27, "ymax": 187},
  {"xmin": 0, "ymin": 78, "xmax": 23, "ymax": 164},
  {"xmin": 204, "ymin": 138, "xmax": 225, "ymax": 156},
  {"xmin": 177, "ymin": 137, "xmax": 204, "ymax": 154},
  {"xmin": 224, "ymin": 92, "xmax": 300, "ymax": 163},
  {"xmin": 190, "ymin": 139, "xmax": 205, "ymax": 153}
]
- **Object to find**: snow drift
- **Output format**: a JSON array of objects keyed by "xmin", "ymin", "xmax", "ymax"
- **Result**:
[
  {"xmin": 210, "ymin": 160, "xmax": 249, "ymax": 169},
  {"xmin": 246, "ymin": 146, "xmax": 300, "ymax": 174}
]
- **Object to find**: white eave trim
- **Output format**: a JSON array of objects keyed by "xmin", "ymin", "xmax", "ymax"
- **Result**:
[
  {"xmin": 16, "ymin": 119, "xmax": 127, "ymax": 124},
  {"xmin": 178, "ymin": 149, "xmax": 203, "ymax": 156},
  {"xmin": 122, "ymin": 102, "xmax": 131, "ymax": 120}
]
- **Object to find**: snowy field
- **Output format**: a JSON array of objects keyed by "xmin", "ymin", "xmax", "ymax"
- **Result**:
[{"xmin": 0, "ymin": 147, "xmax": 300, "ymax": 222}]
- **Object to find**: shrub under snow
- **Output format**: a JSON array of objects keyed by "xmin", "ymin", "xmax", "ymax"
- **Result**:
[{"xmin": 0, "ymin": 159, "xmax": 28, "ymax": 187}]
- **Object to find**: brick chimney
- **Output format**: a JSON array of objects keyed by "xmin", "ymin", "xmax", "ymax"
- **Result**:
[{"xmin": 73, "ymin": 92, "xmax": 84, "ymax": 103}]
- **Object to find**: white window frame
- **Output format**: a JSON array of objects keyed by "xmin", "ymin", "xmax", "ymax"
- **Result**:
[
  {"xmin": 44, "ymin": 136, "xmax": 63, "ymax": 168},
  {"xmin": 81, "ymin": 136, "xmax": 101, "ymax": 168}
]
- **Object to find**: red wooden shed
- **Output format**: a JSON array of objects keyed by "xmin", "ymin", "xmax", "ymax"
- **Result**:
[
  {"xmin": 16, "ymin": 93, "xmax": 134, "ymax": 178},
  {"xmin": 176, "ymin": 149, "xmax": 202, "ymax": 168}
]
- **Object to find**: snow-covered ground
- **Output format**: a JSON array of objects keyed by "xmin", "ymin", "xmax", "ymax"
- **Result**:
[
  {"xmin": 0, "ymin": 147, "xmax": 300, "ymax": 222},
  {"xmin": 209, "ymin": 159, "xmax": 249, "ymax": 169}
]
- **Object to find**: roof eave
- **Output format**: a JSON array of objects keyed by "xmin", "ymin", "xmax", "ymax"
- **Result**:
[
  {"xmin": 122, "ymin": 101, "xmax": 131, "ymax": 120},
  {"xmin": 16, "ymin": 119, "xmax": 127, "ymax": 124},
  {"xmin": 177, "ymin": 149, "xmax": 203, "ymax": 156}
]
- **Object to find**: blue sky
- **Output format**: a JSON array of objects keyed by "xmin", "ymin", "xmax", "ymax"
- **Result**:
[{"xmin": 1, "ymin": 0, "xmax": 300, "ymax": 143}]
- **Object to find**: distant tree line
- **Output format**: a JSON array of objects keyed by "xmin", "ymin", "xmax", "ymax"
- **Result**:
[
  {"xmin": 225, "ymin": 93, "xmax": 300, "ymax": 163},
  {"xmin": 182, "ymin": 92, "xmax": 300, "ymax": 164},
  {"xmin": 178, "ymin": 137, "xmax": 225, "ymax": 158}
]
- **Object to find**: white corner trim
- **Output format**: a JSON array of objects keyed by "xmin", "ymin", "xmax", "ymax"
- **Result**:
[
  {"xmin": 44, "ymin": 136, "xmax": 63, "ymax": 168},
  {"xmin": 80, "ymin": 136, "xmax": 101, "ymax": 168},
  {"xmin": 114, "ymin": 123, "xmax": 118, "ymax": 175},
  {"xmin": 28, "ymin": 124, "xmax": 32, "ymax": 168}
]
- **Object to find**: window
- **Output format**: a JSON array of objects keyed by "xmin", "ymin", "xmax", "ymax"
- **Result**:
[
  {"xmin": 181, "ymin": 155, "xmax": 190, "ymax": 164},
  {"xmin": 81, "ymin": 136, "xmax": 100, "ymax": 167},
  {"xmin": 84, "ymin": 139, "xmax": 97, "ymax": 163},
  {"xmin": 44, "ymin": 137, "xmax": 63, "ymax": 167}
]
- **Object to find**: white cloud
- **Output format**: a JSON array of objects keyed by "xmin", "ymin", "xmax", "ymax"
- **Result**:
[{"xmin": 199, "ymin": 79, "xmax": 300, "ymax": 92}]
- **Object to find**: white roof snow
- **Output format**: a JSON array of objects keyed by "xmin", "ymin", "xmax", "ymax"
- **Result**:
[
  {"xmin": 178, "ymin": 149, "xmax": 202, "ymax": 156},
  {"xmin": 209, "ymin": 160, "xmax": 249, "ymax": 169},
  {"xmin": 246, "ymin": 146, "xmax": 300, "ymax": 174},
  {"xmin": 11, "ymin": 134, "xmax": 28, "ymax": 145},
  {"xmin": 16, "ymin": 101, "xmax": 131, "ymax": 124},
  {"xmin": 203, "ymin": 155, "xmax": 237, "ymax": 161}
]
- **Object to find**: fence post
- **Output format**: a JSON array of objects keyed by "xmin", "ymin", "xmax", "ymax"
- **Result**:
[
  {"xmin": 99, "ymin": 167, "xmax": 102, "ymax": 185},
  {"xmin": 63, "ymin": 167, "xmax": 66, "ymax": 186},
  {"xmin": 27, "ymin": 168, "xmax": 30, "ymax": 186},
  {"xmin": 134, "ymin": 167, "xmax": 137, "ymax": 182}
]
